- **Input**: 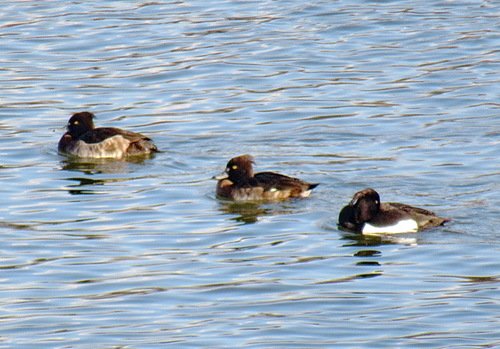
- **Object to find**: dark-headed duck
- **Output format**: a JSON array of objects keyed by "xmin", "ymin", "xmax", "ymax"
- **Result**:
[
  {"xmin": 215, "ymin": 155, "xmax": 319, "ymax": 201},
  {"xmin": 58, "ymin": 112, "xmax": 158, "ymax": 158},
  {"xmin": 338, "ymin": 188, "xmax": 449, "ymax": 234}
]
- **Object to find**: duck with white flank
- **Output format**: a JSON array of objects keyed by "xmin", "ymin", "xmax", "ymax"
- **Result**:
[{"xmin": 339, "ymin": 188, "xmax": 449, "ymax": 234}]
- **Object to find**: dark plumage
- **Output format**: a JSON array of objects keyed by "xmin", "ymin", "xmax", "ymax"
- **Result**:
[
  {"xmin": 338, "ymin": 188, "xmax": 449, "ymax": 234},
  {"xmin": 215, "ymin": 155, "xmax": 319, "ymax": 201},
  {"xmin": 58, "ymin": 112, "xmax": 158, "ymax": 158}
]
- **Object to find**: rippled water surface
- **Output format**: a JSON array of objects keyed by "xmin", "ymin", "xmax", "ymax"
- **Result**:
[{"xmin": 1, "ymin": 1, "xmax": 499, "ymax": 348}]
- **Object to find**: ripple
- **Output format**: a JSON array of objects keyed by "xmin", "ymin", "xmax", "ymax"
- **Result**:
[{"xmin": 0, "ymin": 0, "xmax": 498, "ymax": 348}]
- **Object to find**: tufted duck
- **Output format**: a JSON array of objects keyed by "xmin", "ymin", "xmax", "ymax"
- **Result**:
[
  {"xmin": 215, "ymin": 155, "xmax": 319, "ymax": 201},
  {"xmin": 338, "ymin": 188, "xmax": 449, "ymax": 234},
  {"xmin": 58, "ymin": 112, "xmax": 158, "ymax": 158}
]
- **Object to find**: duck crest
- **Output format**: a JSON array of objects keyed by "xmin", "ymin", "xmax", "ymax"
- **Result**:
[{"xmin": 350, "ymin": 188, "xmax": 380, "ymax": 223}]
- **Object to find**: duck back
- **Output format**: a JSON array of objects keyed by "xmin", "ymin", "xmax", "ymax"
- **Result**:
[{"xmin": 384, "ymin": 202, "xmax": 449, "ymax": 229}]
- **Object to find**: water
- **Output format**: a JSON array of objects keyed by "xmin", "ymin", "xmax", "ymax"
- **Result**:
[{"xmin": 0, "ymin": 0, "xmax": 499, "ymax": 347}]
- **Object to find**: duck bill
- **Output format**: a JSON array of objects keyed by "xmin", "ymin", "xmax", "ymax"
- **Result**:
[{"xmin": 212, "ymin": 171, "xmax": 228, "ymax": 180}]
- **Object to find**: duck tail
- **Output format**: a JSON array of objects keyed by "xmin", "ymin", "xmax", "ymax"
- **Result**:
[{"xmin": 308, "ymin": 183, "xmax": 320, "ymax": 190}]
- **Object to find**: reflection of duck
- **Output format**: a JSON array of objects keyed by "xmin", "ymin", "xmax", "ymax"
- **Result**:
[
  {"xmin": 217, "ymin": 201, "xmax": 272, "ymax": 224},
  {"xmin": 217, "ymin": 199, "xmax": 304, "ymax": 224},
  {"xmin": 59, "ymin": 154, "xmax": 152, "ymax": 175},
  {"xmin": 61, "ymin": 158, "xmax": 128, "ymax": 175},
  {"xmin": 61, "ymin": 158, "xmax": 143, "ymax": 195},
  {"xmin": 339, "ymin": 188, "xmax": 449, "ymax": 234},
  {"xmin": 65, "ymin": 177, "xmax": 107, "ymax": 195},
  {"xmin": 214, "ymin": 155, "xmax": 318, "ymax": 201},
  {"xmin": 58, "ymin": 112, "xmax": 158, "ymax": 158},
  {"xmin": 340, "ymin": 228, "xmax": 418, "ymax": 246}
]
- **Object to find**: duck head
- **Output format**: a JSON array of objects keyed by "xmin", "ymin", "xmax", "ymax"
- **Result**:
[
  {"xmin": 350, "ymin": 188, "xmax": 381, "ymax": 223},
  {"xmin": 66, "ymin": 112, "xmax": 95, "ymax": 138},
  {"xmin": 215, "ymin": 154, "xmax": 255, "ymax": 185}
]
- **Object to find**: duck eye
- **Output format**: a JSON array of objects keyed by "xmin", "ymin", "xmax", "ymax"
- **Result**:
[
  {"xmin": 73, "ymin": 120, "xmax": 80, "ymax": 125},
  {"xmin": 232, "ymin": 165, "xmax": 238, "ymax": 170}
]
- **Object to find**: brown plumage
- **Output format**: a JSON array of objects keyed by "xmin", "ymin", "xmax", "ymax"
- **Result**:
[
  {"xmin": 215, "ymin": 155, "xmax": 319, "ymax": 201},
  {"xmin": 58, "ymin": 112, "xmax": 158, "ymax": 158}
]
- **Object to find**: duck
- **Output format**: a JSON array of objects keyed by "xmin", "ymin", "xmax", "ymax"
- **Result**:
[
  {"xmin": 58, "ymin": 111, "xmax": 158, "ymax": 158},
  {"xmin": 214, "ymin": 154, "xmax": 319, "ymax": 201},
  {"xmin": 338, "ymin": 188, "xmax": 449, "ymax": 234}
]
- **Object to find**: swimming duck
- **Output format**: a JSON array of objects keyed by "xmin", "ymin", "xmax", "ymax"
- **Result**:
[
  {"xmin": 215, "ymin": 154, "xmax": 319, "ymax": 201},
  {"xmin": 58, "ymin": 112, "xmax": 158, "ymax": 158},
  {"xmin": 338, "ymin": 188, "xmax": 449, "ymax": 234}
]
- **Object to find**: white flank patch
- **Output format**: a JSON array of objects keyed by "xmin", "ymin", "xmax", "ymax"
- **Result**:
[
  {"xmin": 299, "ymin": 190, "xmax": 312, "ymax": 198},
  {"xmin": 362, "ymin": 219, "xmax": 418, "ymax": 235}
]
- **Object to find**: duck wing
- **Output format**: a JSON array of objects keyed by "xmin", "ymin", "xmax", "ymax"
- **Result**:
[
  {"xmin": 385, "ymin": 202, "xmax": 435, "ymax": 216},
  {"xmin": 80, "ymin": 127, "xmax": 158, "ymax": 154},
  {"xmin": 79, "ymin": 127, "xmax": 150, "ymax": 144},
  {"xmin": 254, "ymin": 172, "xmax": 318, "ymax": 191},
  {"xmin": 384, "ymin": 202, "xmax": 449, "ymax": 229}
]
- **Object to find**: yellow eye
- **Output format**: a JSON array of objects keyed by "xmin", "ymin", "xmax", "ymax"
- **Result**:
[
  {"xmin": 73, "ymin": 120, "xmax": 80, "ymax": 125},
  {"xmin": 232, "ymin": 165, "xmax": 238, "ymax": 170}
]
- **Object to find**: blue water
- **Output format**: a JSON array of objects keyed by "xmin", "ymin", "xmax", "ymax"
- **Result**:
[{"xmin": 0, "ymin": 1, "xmax": 499, "ymax": 348}]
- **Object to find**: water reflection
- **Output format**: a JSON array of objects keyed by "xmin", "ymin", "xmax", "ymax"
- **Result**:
[
  {"xmin": 59, "ymin": 155, "xmax": 158, "ymax": 194},
  {"xmin": 343, "ymin": 232, "xmax": 417, "ymax": 246},
  {"xmin": 61, "ymin": 159, "xmax": 130, "ymax": 175},
  {"xmin": 316, "ymin": 271, "xmax": 383, "ymax": 284},
  {"xmin": 441, "ymin": 275, "xmax": 499, "ymax": 284},
  {"xmin": 216, "ymin": 200, "xmax": 307, "ymax": 224},
  {"xmin": 1, "ymin": 0, "xmax": 498, "ymax": 346},
  {"xmin": 65, "ymin": 177, "xmax": 108, "ymax": 195},
  {"xmin": 60, "ymin": 154, "xmax": 156, "ymax": 175},
  {"xmin": 217, "ymin": 201, "xmax": 272, "ymax": 224},
  {"xmin": 354, "ymin": 249, "xmax": 382, "ymax": 267}
]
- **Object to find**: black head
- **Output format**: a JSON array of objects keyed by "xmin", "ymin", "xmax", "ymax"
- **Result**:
[
  {"xmin": 349, "ymin": 188, "xmax": 381, "ymax": 223},
  {"xmin": 224, "ymin": 154, "xmax": 255, "ymax": 184},
  {"xmin": 66, "ymin": 112, "xmax": 95, "ymax": 138}
]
